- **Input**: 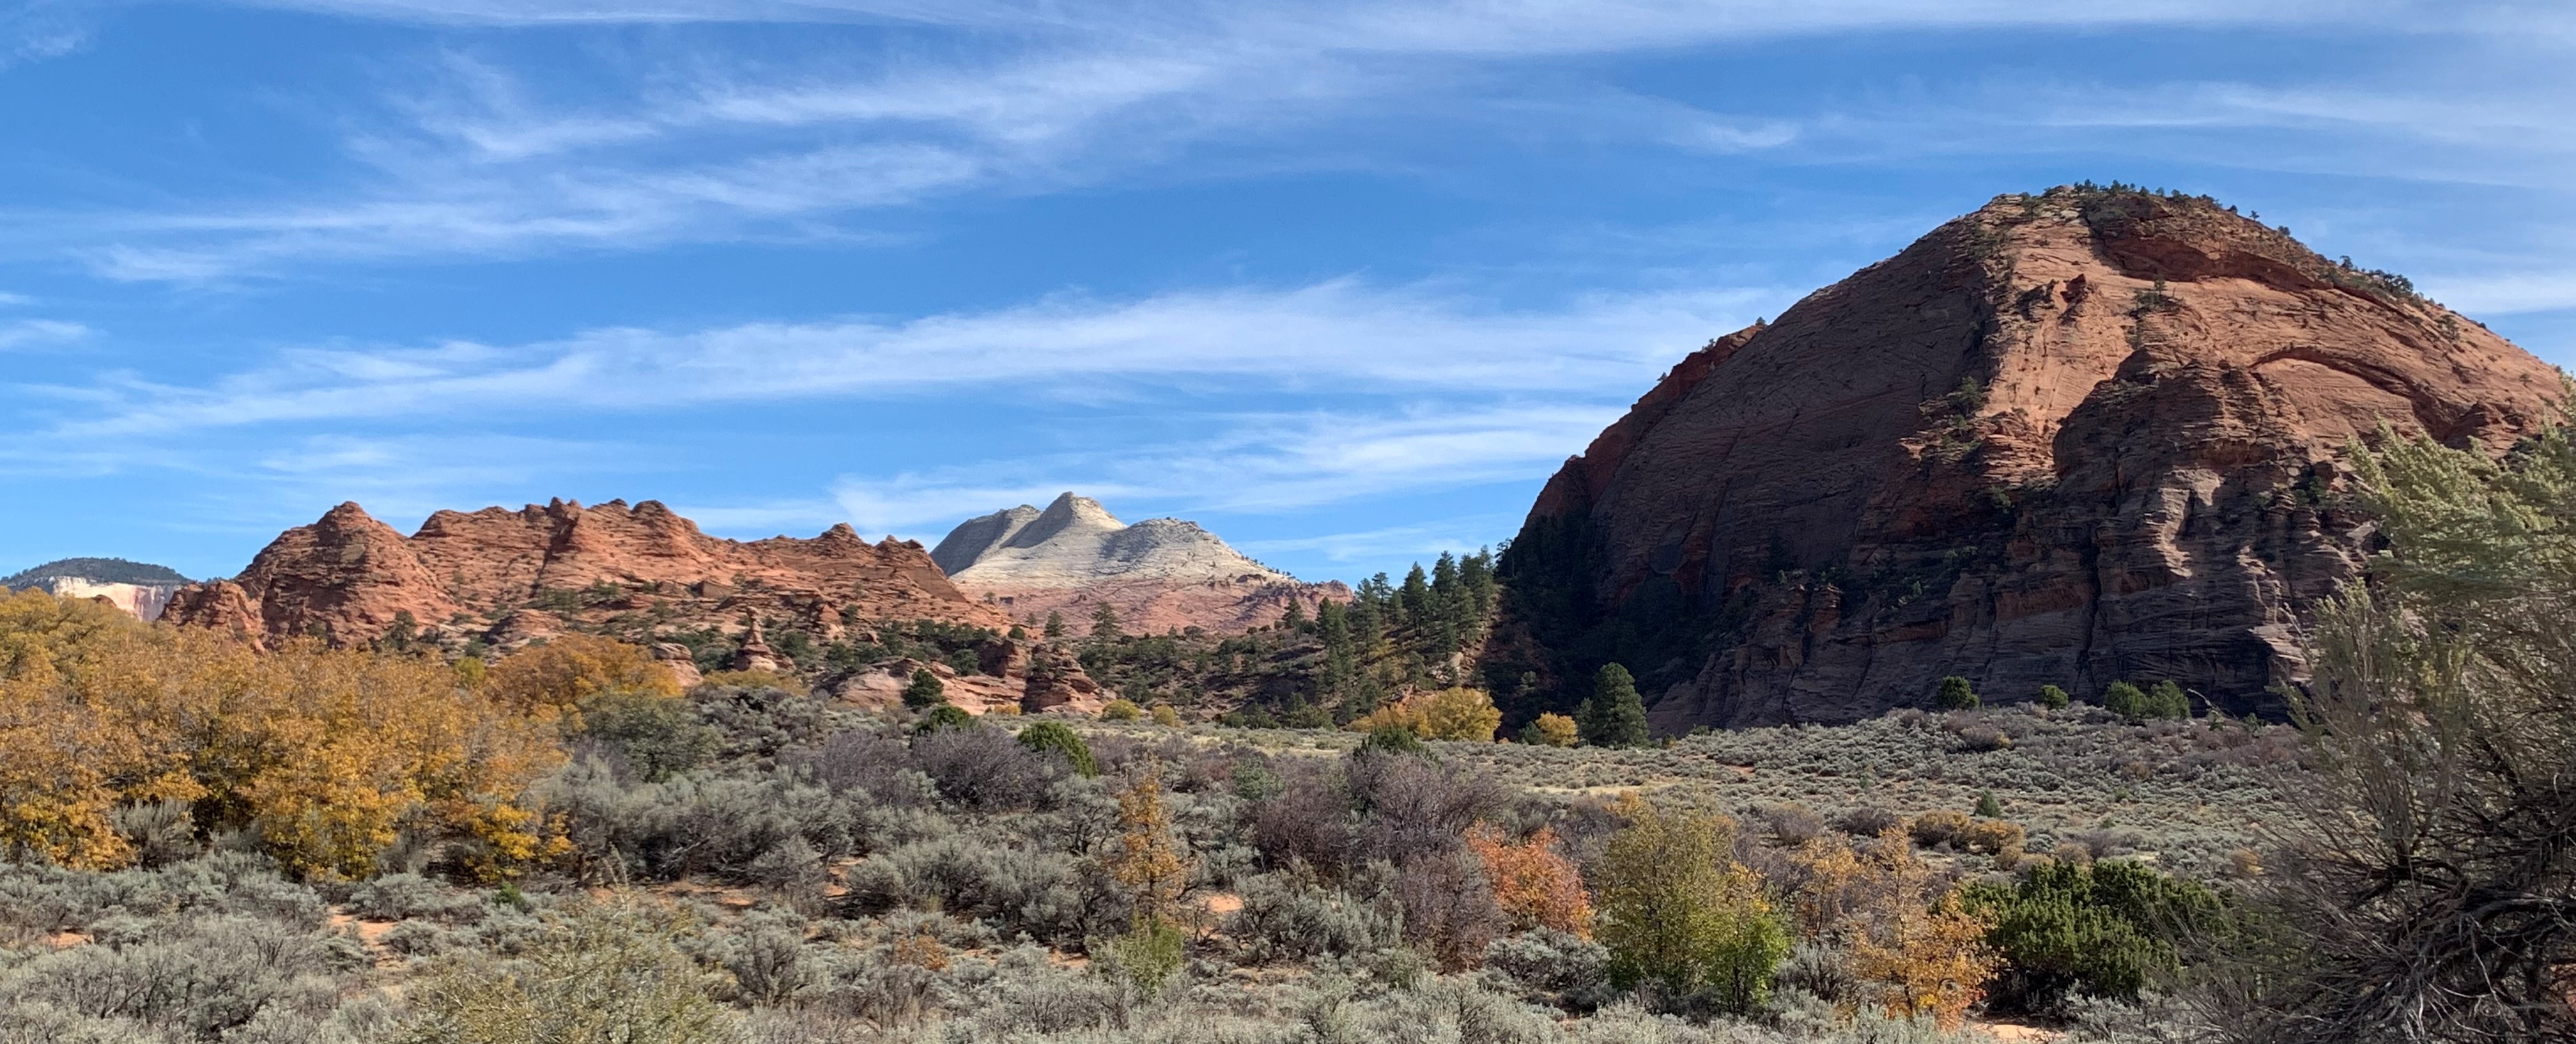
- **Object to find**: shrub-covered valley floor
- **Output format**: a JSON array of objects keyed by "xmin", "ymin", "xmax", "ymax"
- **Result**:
[{"xmin": 0, "ymin": 670, "xmax": 2282, "ymax": 1044}]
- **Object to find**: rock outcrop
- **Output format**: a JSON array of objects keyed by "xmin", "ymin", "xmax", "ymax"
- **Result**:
[
  {"xmin": 933, "ymin": 492, "xmax": 1349, "ymax": 634},
  {"xmin": 1498, "ymin": 185, "xmax": 2566, "ymax": 729},
  {"xmin": 164, "ymin": 497, "xmax": 1010, "ymax": 651},
  {"xmin": 4, "ymin": 558, "xmax": 194, "ymax": 621}
]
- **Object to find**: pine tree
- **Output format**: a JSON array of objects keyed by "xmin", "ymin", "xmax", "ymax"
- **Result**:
[
  {"xmin": 1044, "ymin": 611, "xmax": 1066, "ymax": 639},
  {"xmin": 1582, "ymin": 663, "xmax": 1650, "ymax": 748},
  {"xmin": 1398, "ymin": 565, "xmax": 1431, "ymax": 628},
  {"xmin": 1279, "ymin": 598, "xmax": 1307, "ymax": 632},
  {"xmin": 1090, "ymin": 603, "xmax": 1122, "ymax": 641}
]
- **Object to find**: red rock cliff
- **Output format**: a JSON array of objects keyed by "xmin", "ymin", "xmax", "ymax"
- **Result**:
[
  {"xmin": 166, "ymin": 498, "xmax": 1008, "ymax": 650},
  {"xmin": 1497, "ymin": 185, "xmax": 2565, "ymax": 728}
]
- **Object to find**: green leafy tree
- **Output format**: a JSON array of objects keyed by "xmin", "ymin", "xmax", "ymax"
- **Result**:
[
  {"xmin": 1580, "ymin": 663, "xmax": 1650, "ymax": 748},
  {"xmin": 2037, "ymin": 683, "xmax": 2071, "ymax": 710},
  {"xmin": 1596, "ymin": 802, "xmax": 1791, "ymax": 1013},
  {"xmin": 1935, "ymin": 675, "xmax": 1980, "ymax": 710},
  {"xmin": 900, "ymin": 667, "xmax": 946, "ymax": 710}
]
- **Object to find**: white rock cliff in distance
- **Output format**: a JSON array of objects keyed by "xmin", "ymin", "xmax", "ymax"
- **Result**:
[{"xmin": 933, "ymin": 493, "xmax": 1348, "ymax": 635}]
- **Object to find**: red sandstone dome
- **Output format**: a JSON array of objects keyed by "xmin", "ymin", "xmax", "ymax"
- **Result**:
[{"xmin": 1493, "ymin": 185, "xmax": 2566, "ymax": 729}]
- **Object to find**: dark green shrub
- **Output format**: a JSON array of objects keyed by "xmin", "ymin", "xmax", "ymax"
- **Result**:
[
  {"xmin": 2037, "ymin": 684, "xmax": 2071, "ymax": 710},
  {"xmin": 900, "ymin": 669, "xmax": 946, "ymax": 710},
  {"xmin": 2145, "ymin": 680, "xmax": 2190, "ymax": 719},
  {"xmin": 1935, "ymin": 675, "xmax": 1980, "ymax": 710},
  {"xmin": 2102, "ymin": 681, "xmax": 2147, "ymax": 719},
  {"xmin": 1964, "ymin": 859, "xmax": 2223, "ymax": 1013},
  {"xmin": 1359, "ymin": 726, "xmax": 1424, "ymax": 756},
  {"xmin": 1012, "ymin": 721, "xmax": 1097, "ymax": 776},
  {"xmin": 911, "ymin": 704, "xmax": 975, "ymax": 735}
]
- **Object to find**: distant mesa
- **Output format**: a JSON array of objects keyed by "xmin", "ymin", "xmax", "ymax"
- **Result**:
[
  {"xmin": 934, "ymin": 492, "xmax": 1350, "ymax": 634},
  {"xmin": 1493, "ymin": 183, "xmax": 2568, "ymax": 731},
  {"xmin": 3, "ymin": 557, "xmax": 193, "ymax": 621},
  {"xmin": 162, "ymin": 497, "xmax": 1010, "ymax": 651}
]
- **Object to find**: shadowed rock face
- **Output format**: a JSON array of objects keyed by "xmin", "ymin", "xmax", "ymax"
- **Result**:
[
  {"xmin": 1497, "ymin": 186, "xmax": 2566, "ymax": 729},
  {"xmin": 166, "ymin": 498, "xmax": 1008, "ymax": 650},
  {"xmin": 935, "ymin": 492, "xmax": 1350, "ymax": 634}
]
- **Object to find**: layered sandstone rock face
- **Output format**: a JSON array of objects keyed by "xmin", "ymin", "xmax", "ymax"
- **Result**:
[
  {"xmin": 933, "ymin": 492, "xmax": 1349, "ymax": 634},
  {"xmin": 165, "ymin": 498, "xmax": 1010, "ymax": 650},
  {"xmin": 1500, "ymin": 185, "xmax": 2565, "ymax": 729}
]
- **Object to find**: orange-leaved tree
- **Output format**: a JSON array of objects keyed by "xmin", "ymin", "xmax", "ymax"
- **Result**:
[
  {"xmin": 1788, "ymin": 828, "xmax": 1998, "ymax": 1029},
  {"xmin": 1465, "ymin": 823, "xmax": 1594, "ymax": 937}
]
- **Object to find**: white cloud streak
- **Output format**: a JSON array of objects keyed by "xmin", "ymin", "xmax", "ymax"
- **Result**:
[
  {"xmin": 78, "ymin": 0, "xmax": 2501, "ymax": 278},
  {"xmin": 0, "ymin": 318, "xmax": 89, "ymax": 350},
  {"xmin": 43, "ymin": 279, "xmax": 1766, "ymax": 436}
]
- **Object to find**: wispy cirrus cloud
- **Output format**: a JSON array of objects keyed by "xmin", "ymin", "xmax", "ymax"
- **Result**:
[
  {"xmin": 36, "ymin": 279, "xmax": 1770, "ymax": 437},
  {"xmin": 73, "ymin": 0, "xmax": 2451, "ymax": 280}
]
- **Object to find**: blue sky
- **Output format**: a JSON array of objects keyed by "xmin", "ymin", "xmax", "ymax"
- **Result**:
[{"xmin": 4, "ymin": 1, "xmax": 2573, "ymax": 586}]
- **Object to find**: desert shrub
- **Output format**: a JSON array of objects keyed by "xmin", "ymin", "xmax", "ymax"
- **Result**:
[
  {"xmin": 1518, "ymin": 712, "xmax": 1580, "ymax": 747},
  {"xmin": 346, "ymin": 872, "xmax": 482, "ymax": 923},
  {"xmin": 0, "ymin": 913, "xmax": 355, "ymax": 1041},
  {"xmin": 1397, "ymin": 847, "xmax": 1506, "ymax": 970},
  {"xmin": 1345, "ymin": 750, "xmax": 1513, "ymax": 871},
  {"xmin": 537, "ymin": 762, "xmax": 857, "ymax": 884},
  {"xmin": 1226, "ymin": 868, "xmax": 1400, "ymax": 963},
  {"xmin": 1014, "ymin": 721, "xmax": 1099, "ymax": 777},
  {"xmin": 1099, "ymin": 698, "xmax": 1143, "ymax": 722},
  {"xmin": 1757, "ymin": 804, "xmax": 1826, "ymax": 847},
  {"xmin": 1964, "ymin": 859, "xmax": 2222, "ymax": 1013},
  {"xmin": 2037, "ymin": 684, "xmax": 2071, "ymax": 710},
  {"xmin": 398, "ymin": 900, "xmax": 733, "ymax": 1044},
  {"xmin": 1955, "ymin": 819, "xmax": 2025, "ymax": 856},
  {"xmin": 839, "ymin": 834, "xmax": 1106, "ymax": 944},
  {"xmin": 1594, "ymin": 802, "xmax": 1789, "ymax": 1014},
  {"xmin": 718, "ymin": 913, "xmax": 812, "ymax": 1006},
  {"xmin": 1906, "ymin": 810, "xmax": 1973, "ymax": 848},
  {"xmin": 1934, "ymin": 676, "xmax": 1978, "ymax": 710},
  {"xmin": 796, "ymin": 729, "xmax": 934, "ymax": 809},
  {"xmin": 2101, "ymin": 682, "xmax": 2146, "ymax": 719},
  {"xmin": 912, "ymin": 723, "xmax": 1062, "ymax": 811},
  {"xmin": 1485, "ymin": 927, "xmax": 1616, "ymax": 1011},
  {"xmin": 1835, "ymin": 807, "xmax": 1904, "ymax": 838}
]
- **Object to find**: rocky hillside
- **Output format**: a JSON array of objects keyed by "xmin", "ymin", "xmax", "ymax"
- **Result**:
[
  {"xmin": 1493, "ymin": 183, "xmax": 2565, "ymax": 729},
  {"xmin": 164, "ymin": 498, "xmax": 1010, "ymax": 652},
  {"xmin": 934, "ymin": 492, "xmax": 1349, "ymax": 634},
  {"xmin": 3, "ymin": 557, "xmax": 192, "ymax": 621}
]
